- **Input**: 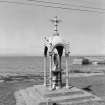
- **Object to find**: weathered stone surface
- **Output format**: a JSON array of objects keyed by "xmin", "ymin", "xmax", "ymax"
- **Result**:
[{"xmin": 14, "ymin": 85, "xmax": 104, "ymax": 105}]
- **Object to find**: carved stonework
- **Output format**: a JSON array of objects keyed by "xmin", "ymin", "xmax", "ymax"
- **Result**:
[{"xmin": 43, "ymin": 17, "xmax": 70, "ymax": 90}]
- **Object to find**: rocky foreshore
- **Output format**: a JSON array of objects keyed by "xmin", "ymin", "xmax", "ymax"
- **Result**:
[
  {"xmin": 0, "ymin": 71, "xmax": 104, "ymax": 83},
  {"xmin": 0, "ymin": 72, "xmax": 44, "ymax": 83}
]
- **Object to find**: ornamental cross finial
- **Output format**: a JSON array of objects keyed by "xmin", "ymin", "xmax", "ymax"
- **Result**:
[{"xmin": 51, "ymin": 16, "xmax": 61, "ymax": 36}]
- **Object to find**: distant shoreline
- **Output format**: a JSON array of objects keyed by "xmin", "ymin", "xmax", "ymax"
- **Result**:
[{"xmin": 0, "ymin": 55, "xmax": 104, "ymax": 57}]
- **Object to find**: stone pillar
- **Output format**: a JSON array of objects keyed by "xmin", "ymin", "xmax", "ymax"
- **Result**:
[
  {"xmin": 59, "ymin": 56, "xmax": 62, "ymax": 87},
  {"xmin": 44, "ymin": 56, "xmax": 47, "ymax": 86},
  {"xmin": 49, "ymin": 53, "xmax": 53, "ymax": 88},
  {"xmin": 65, "ymin": 53, "xmax": 69, "ymax": 88}
]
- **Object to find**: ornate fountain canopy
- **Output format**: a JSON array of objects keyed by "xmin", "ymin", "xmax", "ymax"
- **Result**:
[{"xmin": 44, "ymin": 16, "xmax": 70, "ymax": 54}]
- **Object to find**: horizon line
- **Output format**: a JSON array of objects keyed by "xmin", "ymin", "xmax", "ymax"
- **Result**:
[{"xmin": 0, "ymin": 54, "xmax": 105, "ymax": 57}]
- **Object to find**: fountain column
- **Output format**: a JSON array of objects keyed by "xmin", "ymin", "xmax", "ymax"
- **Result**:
[
  {"xmin": 65, "ymin": 53, "xmax": 69, "ymax": 88},
  {"xmin": 44, "ymin": 56, "xmax": 47, "ymax": 86},
  {"xmin": 44, "ymin": 46, "xmax": 48, "ymax": 86},
  {"xmin": 49, "ymin": 43, "xmax": 53, "ymax": 88}
]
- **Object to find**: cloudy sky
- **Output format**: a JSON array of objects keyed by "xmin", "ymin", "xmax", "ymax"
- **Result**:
[{"xmin": 0, "ymin": 0, "xmax": 105, "ymax": 56}]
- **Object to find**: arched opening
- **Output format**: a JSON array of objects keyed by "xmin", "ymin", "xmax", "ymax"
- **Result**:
[
  {"xmin": 52, "ymin": 44, "xmax": 64, "ymax": 88},
  {"xmin": 56, "ymin": 45, "xmax": 64, "ymax": 57}
]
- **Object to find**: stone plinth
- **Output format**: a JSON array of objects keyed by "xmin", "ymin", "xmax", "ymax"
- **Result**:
[{"xmin": 15, "ymin": 85, "xmax": 104, "ymax": 105}]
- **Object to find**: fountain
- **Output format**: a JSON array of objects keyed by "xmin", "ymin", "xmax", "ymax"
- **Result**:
[
  {"xmin": 15, "ymin": 17, "xmax": 103, "ymax": 105},
  {"xmin": 43, "ymin": 16, "xmax": 70, "ymax": 90}
]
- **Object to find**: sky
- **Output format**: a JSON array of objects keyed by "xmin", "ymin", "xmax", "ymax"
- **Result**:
[{"xmin": 0, "ymin": 0, "xmax": 105, "ymax": 56}]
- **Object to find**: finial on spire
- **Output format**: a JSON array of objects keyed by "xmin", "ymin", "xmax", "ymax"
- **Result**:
[{"xmin": 51, "ymin": 16, "xmax": 61, "ymax": 36}]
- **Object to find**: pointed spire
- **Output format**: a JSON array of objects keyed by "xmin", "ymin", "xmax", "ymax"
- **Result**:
[{"xmin": 51, "ymin": 16, "xmax": 61, "ymax": 36}]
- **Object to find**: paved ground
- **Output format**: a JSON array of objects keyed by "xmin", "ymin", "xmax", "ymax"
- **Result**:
[{"xmin": 15, "ymin": 85, "xmax": 104, "ymax": 105}]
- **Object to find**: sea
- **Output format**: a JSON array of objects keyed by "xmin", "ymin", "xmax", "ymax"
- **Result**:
[
  {"xmin": 0, "ymin": 55, "xmax": 105, "ymax": 105},
  {"xmin": 0, "ymin": 55, "xmax": 104, "ymax": 74},
  {"xmin": 0, "ymin": 56, "xmax": 44, "ymax": 73}
]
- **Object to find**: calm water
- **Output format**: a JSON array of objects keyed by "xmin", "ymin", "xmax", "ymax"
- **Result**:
[
  {"xmin": 0, "ymin": 56, "xmax": 105, "ymax": 74},
  {"xmin": 0, "ymin": 56, "xmax": 44, "ymax": 73},
  {"xmin": 0, "ymin": 56, "xmax": 73, "ymax": 74}
]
